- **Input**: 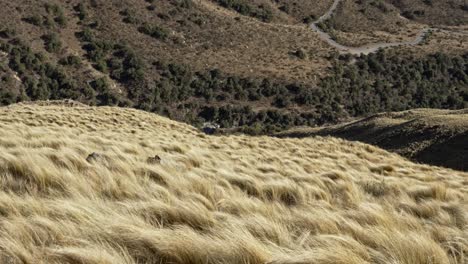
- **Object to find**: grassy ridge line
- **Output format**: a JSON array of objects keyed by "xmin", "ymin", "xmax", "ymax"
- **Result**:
[
  {"xmin": 276, "ymin": 108, "xmax": 468, "ymax": 171},
  {"xmin": 0, "ymin": 102, "xmax": 466, "ymax": 263}
]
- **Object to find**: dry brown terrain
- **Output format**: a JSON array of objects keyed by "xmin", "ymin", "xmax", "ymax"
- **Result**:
[
  {"xmin": 321, "ymin": 0, "xmax": 468, "ymax": 47},
  {"xmin": 277, "ymin": 109, "xmax": 468, "ymax": 171},
  {"xmin": 0, "ymin": 101, "xmax": 466, "ymax": 263},
  {"xmin": 1, "ymin": 0, "xmax": 466, "ymax": 83},
  {"xmin": 0, "ymin": 0, "xmax": 336, "ymax": 84}
]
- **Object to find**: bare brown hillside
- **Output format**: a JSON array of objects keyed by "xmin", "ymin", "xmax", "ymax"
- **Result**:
[
  {"xmin": 0, "ymin": 0, "xmax": 466, "ymax": 82},
  {"xmin": 320, "ymin": 0, "xmax": 468, "ymax": 46},
  {"xmin": 276, "ymin": 109, "xmax": 468, "ymax": 171}
]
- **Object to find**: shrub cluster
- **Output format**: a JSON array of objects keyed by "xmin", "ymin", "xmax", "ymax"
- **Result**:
[
  {"xmin": 0, "ymin": 38, "xmax": 111, "ymax": 106},
  {"xmin": 1, "ymin": 40, "xmax": 79, "ymax": 101},
  {"xmin": 80, "ymin": 30, "xmax": 144, "ymax": 85},
  {"xmin": 215, "ymin": 0, "xmax": 273, "ymax": 22},
  {"xmin": 138, "ymin": 24, "xmax": 169, "ymax": 40},
  {"xmin": 42, "ymin": 33, "xmax": 62, "ymax": 53},
  {"xmin": 24, "ymin": 3, "xmax": 67, "ymax": 28}
]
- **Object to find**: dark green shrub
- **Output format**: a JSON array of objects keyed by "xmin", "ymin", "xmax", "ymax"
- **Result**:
[
  {"xmin": 42, "ymin": 33, "xmax": 62, "ymax": 53},
  {"xmin": 121, "ymin": 9, "xmax": 139, "ymax": 24},
  {"xmin": 76, "ymin": 3, "xmax": 88, "ymax": 20},
  {"xmin": 25, "ymin": 15, "xmax": 43, "ymax": 26},
  {"xmin": 55, "ymin": 12, "xmax": 67, "ymax": 26},
  {"xmin": 294, "ymin": 49, "xmax": 307, "ymax": 59},
  {"xmin": 59, "ymin": 55, "xmax": 81, "ymax": 66},
  {"xmin": 139, "ymin": 24, "xmax": 169, "ymax": 40},
  {"xmin": 0, "ymin": 28, "xmax": 16, "ymax": 38},
  {"xmin": 215, "ymin": 0, "xmax": 273, "ymax": 22},
  {"xmin": 80, "ymin": 28, "xmax": 94, "ymax": 42}
]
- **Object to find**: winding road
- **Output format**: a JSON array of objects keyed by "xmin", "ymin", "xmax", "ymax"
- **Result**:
[{"xmin": 310, "ymin": 0, "xmax": 431, "ymax": 55}]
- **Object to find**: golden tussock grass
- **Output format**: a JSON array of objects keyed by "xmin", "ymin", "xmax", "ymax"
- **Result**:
[{"xmin": 0, "ymin": 101, "xmax": 466, "ymax": 264}]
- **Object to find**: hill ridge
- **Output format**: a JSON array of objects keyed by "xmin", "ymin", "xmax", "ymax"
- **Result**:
[{"xmin": 276, "ymin": 108, "xmax": 468, "ymax": 171}]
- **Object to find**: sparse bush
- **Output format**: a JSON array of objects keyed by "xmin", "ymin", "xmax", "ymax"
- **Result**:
[
  {"xmin": 215, "ymin": 0, "xmax": 273, "ymax": 22},
  {"xmin": 401, "ymin": 10, "xmax": 415, "ymax": 19},
  {"xmin": 92, "ymin": 77, "xmax": 121, "ymax": 105},
  {"xmin": 0, "ymin": 28, "xmax": 16, "ymax": 38},
  {"xmin": 44, "ymin": 3, "xmax": 60, "ymax": 14},
  {"xmin": 80, "ymin": 28, "xmax": 94, "ymax": 42},
  {"xmin": 76, "ymin": 3, "xmax": 88, "ymax": 21},
  {"xmin": 278, "ymin": 5, "xmax": 290, "ymax": 14},
  {"xmin": 25, "ymin": 15, "xmax": 43, "ymax": 26},
  {"xmin": 55, "ymin": 12, "xmax": 67, "ymax": 26},
  {"xmin": 139, "ymin": 24, "xmax": 169, "ymax": 40},
  {"xmin": 121, "ymin": 9, "xmax": 139, "ymax": 24},
  {"xmin": 302, "ymin": 15, "xmax": 316, "ymax": 24},
  {"xmin": 174, "ymin": 0, "xmax": 193, "ymax": 9},
  {"xmin": 293, "ymin": 49, "xmax": 307, "ymax": 59},
  {"xmin": 59, "ymin": 55, "xmax": 81, "ymax": 66},
  {"xmin": 42, "ymin": 33, "xmax": 62, "ymax": 53}
]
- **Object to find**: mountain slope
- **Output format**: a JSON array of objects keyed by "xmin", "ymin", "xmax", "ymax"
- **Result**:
[
  {"xmin": 276, "ymin": 108, "xmax": 468, "ymax": 171},
  {"xmin": 0, "ymin": 101, "xmax": 466, "ymax": 263},
  {"xmin": 0, "ymin": 0, "xmax": 467, "ymax": 133}
]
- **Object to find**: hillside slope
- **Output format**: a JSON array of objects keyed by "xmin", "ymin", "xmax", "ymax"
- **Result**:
[
  {"xmin": 0, "ymin": 102, "xmax": 466, "ymax": 263},
  {"xmin": 276, "ymin": 109, "xmax": 468, "ymax": 171},
  {"xmin": 0, "ymin": 0, "xmax": 467, "ymax": 133},
  {"xmin": 320, "ymin": 0, "xmax": 468, "ymax": 46}
]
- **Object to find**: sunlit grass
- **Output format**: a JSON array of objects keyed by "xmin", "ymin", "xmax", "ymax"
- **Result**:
[{"xmin": 0, "ymin": 101, "xmax": 466, "ymax": 264}]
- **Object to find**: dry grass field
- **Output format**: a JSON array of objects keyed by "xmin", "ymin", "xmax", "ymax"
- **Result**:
[{"xmin": 0, "ymin": 101, "xmax": 466, "ymax": 263}]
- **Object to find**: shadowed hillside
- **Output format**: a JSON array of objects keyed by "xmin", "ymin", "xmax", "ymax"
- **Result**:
[
  {"xmin": 0, "ymin": 101, "xmax": 466, "ymax": 263},
  {"xmin": 276, "ymin": 109, "xmax": 468, "ymax": 171}
]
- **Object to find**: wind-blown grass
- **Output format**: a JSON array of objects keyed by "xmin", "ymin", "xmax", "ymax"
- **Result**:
[{"xmin": 0, "ymin": 101, "xmax": 466, "ymax": 264}]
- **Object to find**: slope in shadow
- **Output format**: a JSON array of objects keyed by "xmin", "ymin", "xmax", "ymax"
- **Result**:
[
  {"xmin": 417, "ymin": 131, "xmax": 468, "ymax": 171},
  {"xmin": 276, "ymin": 109, "xmax": 468, "ymax": 171}
]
